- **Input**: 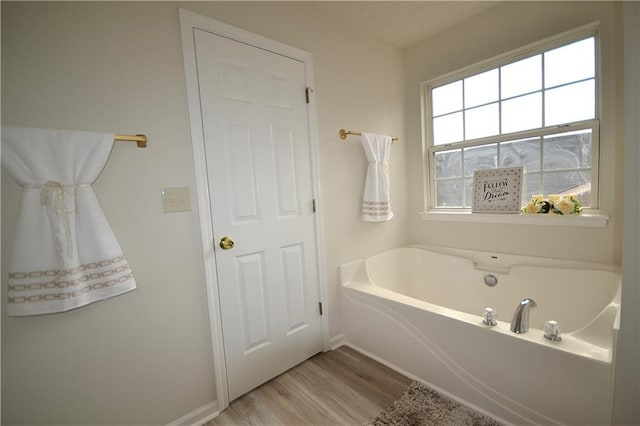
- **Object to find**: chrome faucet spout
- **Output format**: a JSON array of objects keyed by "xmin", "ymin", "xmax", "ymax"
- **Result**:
[{"xmin": 510, "ymin": 298, "xmax": 537, "ymax": 334}]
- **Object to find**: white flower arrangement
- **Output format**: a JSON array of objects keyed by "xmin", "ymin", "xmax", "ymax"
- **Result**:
[{"xmin": 521, "ymin": 194, "xmax": 583, "ymax": 215}]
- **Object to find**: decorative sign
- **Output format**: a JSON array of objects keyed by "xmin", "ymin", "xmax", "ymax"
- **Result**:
[{"xmin": 472, "ymin": 167, "xmax": 523, "ymax": 214}]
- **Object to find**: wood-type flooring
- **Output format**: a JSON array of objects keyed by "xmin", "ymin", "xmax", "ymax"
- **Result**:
[{"xmin": 206, "ymin": 345, "xmax": 412, "ymax": 426}]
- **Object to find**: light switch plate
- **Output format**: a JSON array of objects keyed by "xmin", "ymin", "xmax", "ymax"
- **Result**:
[{"xmin": 162, "ymin": 187, "xmax": 191, "ymax": 213}]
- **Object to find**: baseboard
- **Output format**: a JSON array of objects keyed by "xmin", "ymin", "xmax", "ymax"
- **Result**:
[
  {"xmin": 329, "ymin": 333, "xmax": 346, "ymax": 350},
  {"xmin": 166, "ymin": 400, "xmax": 220, "ymax": 426},
  {"xmin": 342, "ymin": 342, "xmax": 424, "ymax": 383}
]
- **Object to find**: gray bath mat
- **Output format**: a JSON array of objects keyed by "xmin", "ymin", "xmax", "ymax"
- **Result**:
[{"xmin": 366, "ymin": 382, "xmax": 502, "ymax": 426}]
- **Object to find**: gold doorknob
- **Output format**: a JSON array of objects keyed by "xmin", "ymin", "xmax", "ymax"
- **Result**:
[{"xmin": 219, "ymin": 236, "xmax": 235, "ymax": 250}]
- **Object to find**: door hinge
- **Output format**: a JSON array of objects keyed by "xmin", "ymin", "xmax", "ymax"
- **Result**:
[
  {"xmin": 312, "ymin": 199, "xmax": 317, "ymax": 213},
  {"xmin": 305, "ymin": 87, "xmax": 313, "ymax": 104},
  {"xmin": 318, "ymin": 302, "xmax": 323, "ymax": 316}
]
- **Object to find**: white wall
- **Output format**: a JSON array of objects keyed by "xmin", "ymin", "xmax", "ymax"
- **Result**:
[
  {"xmin": 614, "ymin": 1, "xmax": 640, "ymax": 424},
  {"xmin": 1, "ymin": 2, "xmax": 407, "ymax": 424},
  {"xmin": 404, "ymin": 1, "xmax": 624, "ymax": 264}
]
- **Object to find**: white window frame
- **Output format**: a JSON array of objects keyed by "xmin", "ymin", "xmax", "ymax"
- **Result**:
[{"xmin": 421, "ymin": 23, "xmax": 603, "ymax": 221}]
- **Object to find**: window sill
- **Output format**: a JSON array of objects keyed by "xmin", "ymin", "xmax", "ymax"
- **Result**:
[{"xmin": 419, "ymin": 210, "xmax": 609, "ymax": 228}]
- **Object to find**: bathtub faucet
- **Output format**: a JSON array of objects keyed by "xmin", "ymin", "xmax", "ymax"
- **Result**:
[{"xmin": 510, "ymin": 298, "xmax": 537, "ymax": 334}]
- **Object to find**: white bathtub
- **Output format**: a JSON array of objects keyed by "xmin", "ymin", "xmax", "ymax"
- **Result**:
[{"xmin": 340, "ymin": 246, "xmax": 621, "ymax": 426}]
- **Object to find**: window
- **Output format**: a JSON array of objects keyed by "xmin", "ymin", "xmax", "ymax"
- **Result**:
[{"xmin": 424, "ymin": 28, "xmax": 599, "ymax": 211}]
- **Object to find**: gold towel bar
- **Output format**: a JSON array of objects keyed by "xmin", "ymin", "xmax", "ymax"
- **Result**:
[
  {"xmin": 115, "ymin": 134, "xmax": 147, "ymax": 148},
  {"xmin": 339, "ymin": 129, "xmax": 398, "ymax": 142}
]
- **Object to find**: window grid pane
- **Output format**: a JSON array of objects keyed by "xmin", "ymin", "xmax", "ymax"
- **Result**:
[
  {"xmin": 464, "ymin": 69, "xmax": 499, "ymax": 108},
  {"xmin": 501, "ymin": 55, "xmax": 542, "ymax": 98},
  {"xmin": 544, "ymin": 37, "xmax": 595, "ymax": 88},
  {"xmin": 544, "ymin": 80, "xmax": 595, "ymax": 126},
  {"xmin": 432, "ymin": 80, "xmax": 463, "ymax": 116},
  {"xmin": 465, "ymin": 103, "xmax": 499, "ymax": 140},
  {"xmin": 433, "ymin": 112, "xmax": 464, "ymax": 145},
  {"xmin": 463, "ymin": 144, "xmax": 497, "ymax": 177},
  {"xmin": 543, "ymin": 130, "xmax": 592, "ymax": 171},
  {"xmin": 499, "ymin": 137, "xmax": 541, "ymax": 172},
  {"xmin": 501, "ymin": 93, "xmax": 542, "ymax": 134},
  {"xmin": 435, "ymin": 178, "xmax": 464, "ymax": 207},
  {"xmin": 434, "ymin": 149, "xmax": 462, "ymax": 178}
]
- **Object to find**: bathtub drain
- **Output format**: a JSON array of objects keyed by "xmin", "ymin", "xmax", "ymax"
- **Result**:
[{"xmin": 483, "ymin": 274, "xmax": 498, "ymax": 287}]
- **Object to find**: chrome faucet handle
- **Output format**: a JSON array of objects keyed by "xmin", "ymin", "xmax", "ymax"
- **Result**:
[
  {"xmin": 482, "ymin": 307, "xmax": 497, "ymax": 326},
  {"xmin": 544, "ymin": 320, "xmax": 562, "ymax": 341}
]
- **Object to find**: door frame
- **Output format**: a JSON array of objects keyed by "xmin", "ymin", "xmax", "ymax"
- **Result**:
[{"xmin": 179, "ymin": 9, "xmax": 329, "ymax": 411}]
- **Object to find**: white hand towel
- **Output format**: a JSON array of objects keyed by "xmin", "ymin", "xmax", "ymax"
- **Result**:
[
  {"xmin": 360, "ymin": 132, "xmax": 393, "ymax": 222},
  {"xmin": 1, "ymin": 127, "xmax": 137, "ymax": 316}
]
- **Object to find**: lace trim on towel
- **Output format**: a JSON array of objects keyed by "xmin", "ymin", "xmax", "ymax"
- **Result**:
[
  {"xmin": 9, "ymin": 255, "xmax": 128, "ymax": 281},
  {"xmin": 8, "ymin": 255, "xmax": 134, "ymax": 305},
  {"xmin": 8, "ymin": 273, "xmax": 134, "ymax": 304},
  {"xmin": 362, "ymin": 201, "xmax": 391, "ymax": 216}
]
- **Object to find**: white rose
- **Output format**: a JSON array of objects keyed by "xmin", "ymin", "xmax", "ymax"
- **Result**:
[
  {"xmin": 554, "ymin": 197, "xmax": 575, "ymax": 215},
  {"xmin": 523, "ymin": 202, "xmax": 541, "ymax": 214}
]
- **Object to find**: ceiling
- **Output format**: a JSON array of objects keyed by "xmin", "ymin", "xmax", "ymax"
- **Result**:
[{"xmin": 310, "ymin": 1, "xmax": 502, "ymax": 48}]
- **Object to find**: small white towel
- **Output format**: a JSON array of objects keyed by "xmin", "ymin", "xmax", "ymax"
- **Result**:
[
  {"xmin": 1, "ymin": 127, "xmax": 137, "ymax": 316},
  {"xmin": 360, "ymin": 132, "xmax": 393, "ymax": 222}
]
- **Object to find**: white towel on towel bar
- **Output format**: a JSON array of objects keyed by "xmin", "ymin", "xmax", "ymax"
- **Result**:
[
  {"xmin": 1, "ymin": 127, "xmax": 137, "ymax": 316},
  {"xmin": 360, "ymin": 132, "xmax": 393, "ymax": 222}
]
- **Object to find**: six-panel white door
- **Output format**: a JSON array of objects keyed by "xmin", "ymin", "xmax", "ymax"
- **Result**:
[{"xmin": 194, "ymin": 28, "xmax": 323, "ymax": 401}]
